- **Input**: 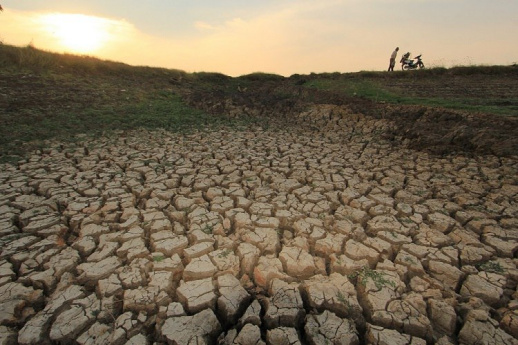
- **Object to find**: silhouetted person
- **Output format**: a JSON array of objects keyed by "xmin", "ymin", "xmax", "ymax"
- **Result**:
[{"xmin": 388, "ymin": 47, "xmax": 399, "ymax": 71}]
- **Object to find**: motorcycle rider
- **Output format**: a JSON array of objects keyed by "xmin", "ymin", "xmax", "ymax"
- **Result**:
[{"xmin": 388, "ymin": 47, "xmax": 399, "ymax": 71}]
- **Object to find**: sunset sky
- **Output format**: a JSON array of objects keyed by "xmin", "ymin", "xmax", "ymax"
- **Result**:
[{"xmin": 1, "ymin": 0, "xmax": 517, "ymax": 76}]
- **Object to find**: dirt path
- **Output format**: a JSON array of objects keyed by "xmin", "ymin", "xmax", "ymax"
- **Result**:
[{"xmin": 1, "ymin": 111, "xmax": 517, "ymax": 344}]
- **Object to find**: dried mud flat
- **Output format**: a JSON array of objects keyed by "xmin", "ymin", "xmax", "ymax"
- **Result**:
[{"xmin": 1, "ymin": 105, "xmax": 518, "ymax": 345}]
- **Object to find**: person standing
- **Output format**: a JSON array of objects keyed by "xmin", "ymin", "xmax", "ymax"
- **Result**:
[{"xmin": 388, "ymin": 47, "xmax": 399, "ymax": 71}]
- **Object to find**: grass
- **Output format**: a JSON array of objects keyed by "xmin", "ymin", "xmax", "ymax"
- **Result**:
[
  {"xmin": 153, "ymin": 255, "xmax": 166, "ymax": 262},
  {"xmin": 304, "ymin": 66, "xmax": 518, "ymax": 116},
  {"xmin": 348, "ymin": 266, "xmax": 396, "ymax": 290},
  {"xmin": 202, "ymin": 223, "xmax": 214, "ymax": 235},
  {"xmin": 0, "ymin": 44, "xmax": 261, "ymax": 163},
  {"xmin": 477, "ymin": 260, "xmax": 505, "ymax": 274}
]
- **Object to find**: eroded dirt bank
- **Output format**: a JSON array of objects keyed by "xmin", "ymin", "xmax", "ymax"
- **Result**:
[{"xmin": 182, "ymin": 74, "xmax": 518, "ymax": 157}]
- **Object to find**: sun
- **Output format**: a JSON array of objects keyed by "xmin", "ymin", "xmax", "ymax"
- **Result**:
[{"xmin": 39, "ymin": 13, "xmax": 111, "ymax": 54}]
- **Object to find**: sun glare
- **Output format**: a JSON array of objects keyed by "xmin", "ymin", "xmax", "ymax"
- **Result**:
[{"xmin": 39, "ymin": 13, "xmax": 112, "ymax": 54}]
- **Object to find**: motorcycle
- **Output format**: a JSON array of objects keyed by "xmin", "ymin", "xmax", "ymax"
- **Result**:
[{"xmin": 400, "ymin": 53, "xmax": 425, "ymax": 70}]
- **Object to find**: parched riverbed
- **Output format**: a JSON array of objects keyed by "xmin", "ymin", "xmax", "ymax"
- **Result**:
[{"xmin": 1, "ymin": 111, "xmax": 518, "ymax": 344}]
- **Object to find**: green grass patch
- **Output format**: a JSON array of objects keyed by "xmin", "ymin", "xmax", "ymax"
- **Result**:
[
  {"xmin": 304, "ymin": 68, "xmax": 518, "ymax": 117},
  {"xmin": 477, "ymin": 260, "xmax": 505, "ymax": 274},
  {"xmin": 348, "ymin": 266, "xmax": 397, "ymax": 290},
  {"xmin": 0, "ymin": 90, "xmax": 225, "ymax": 162}
]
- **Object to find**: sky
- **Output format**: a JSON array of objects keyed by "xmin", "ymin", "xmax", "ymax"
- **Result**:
[{"xmin": 1, "ymin": 0, "xmax": 517, "ymax": 76}]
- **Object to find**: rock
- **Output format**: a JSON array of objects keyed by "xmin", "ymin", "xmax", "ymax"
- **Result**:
[
  {"xmin": 365, "ymin": 323, "xmax": 427, "ymax": 345},
  {"xmin": 241, "ymin": 228, "xmax": 281, "ymax": 255},
  {"xmin": 87, "ymin": 241, "xmax": 119, "ymax": 262},
  {"xmin": 253, "ymin": 256, "xmax": 290, "ymax": 289},
  {"xmin": 125, "ymin": 334, "xmax": 149, "ymax": 345},
  {"xmin": 266, "ymin": 327, "xmax": 301, "ymax": 345},
  {"xmin": 237, "ymin": 243, "xmax": 260, "ymax": 276},
  {"xmin": 428, "ymin": 299, "xmax": 457, "ymax": 337},
  {"xmin": 119, "ymin": 264, "xmax": 147, "ymax": 289},
  {"xmin": 385, "ymin": 293, "xmax": 433, "ymax": 340},
  {"xmin": 501, "ymin": 309, "xmax": 518, "ymax": 338},
  {"xmin": 209, "ymin": 249, "xmax": 240, "ymax": 276},
  {"xmin": 343, "ymin": 239, "xmax": 380, "ymax": 268},
  {"xmin": 427, "ymin": 212, "xmax": 456, "ymax": 233},
  {"xmin": 149, "ymin": 271, "xmax": 175, "ymax": 293},
  {"xmin": 0, "ymin": 326, "xmax": 17, "ymax": 345},
  {"xmin": 330, "ymin": 254, "xmax": 370, "ymax": 276},
  {"xmin": 80, "ymin": 223, "xmax": 111, "ymax": 238},
  {"xmin": 394, "ymin": 251, "xmax": 425, "ymax": 279},
  {"xmin": 77, "ymin": 256, "xmax": 122, "ymax": 288},
  {"xmin": 314, "ymin": 233, "xmax": 347, "ymax": 257},
  {"xmin": 117, "ymin": 238, "xmax": 149, "ymax": 261},
  {"xmin": 183, "ymin": 242, "xmax": 214, "ymax": 262},
  {"xmin": 304, "ymin": 310, "xmax": 359, "ymax": 345},
  {"xmin": 109, "ymin": 311, "xmax": 144, "ymax": 345},
  {"xmin": 238, "ymin": 299, "xmax": 262, "ymax": 328},
  {"xmin": 176, "ymin": 278, "xmax": 217, "ymax": 313},
  {"xmin": 152, "ymin": 235, "xmax": 189, "ymax": 257},
  {"xmin": 300, "ymin": 273, "xmax": 362, "ymax": 322},
  {"xmin": 183, "ymin": 254, "xmax": 218, "ymax": 281},
  {"xmin": 44, "ymin": 246, "xmax": 81, "ymax": 276},
  {"xmin": 279, "ymin": 246, "xmax": 325, "ymax": 279},
  {"xmin": 49, "ymin": 294, "xmax": 100, "ymax": 343},
  {"xmin": 224, "ymin": 323, "xmax": 265, "ymax": 345},
  {"xmin": 414, "ymin": 226, "xmax": 453, "ymax": 247},
  {"xmin": 97, "ymin": 273, "xmax": 123, "ymax": 298},
  {"xmin": 17, "ymin": 285, "xmax": 84, "ymax": 344},
  {"xmin": 0, "ymin": 282, "xmax": 43, "ymax": 326},
  {"xmin": 217, "ymin": 274, "xmax": 251, "ymax": 325},
  {"xmin": 460, "ymin": 273, "xmax": 504, "ymax": 307},
  {"xmin": 264, "ymin": 279, "xmax": 305, "ymax": 329},
  {"xmin": 76, "ymin": 322, "xmax": 112, "ymax": 345},
  {"xmin": 459, "ymin": 309, "xmax": 518, "ymax": 345},
  {"xmin": 357, "ymin": 269, "xmax": 404, "ymax": 327},
  {"xmin": 123, "ymin": 286, "xmax": 170, "ymax": 313},
  {"xmin": 460, "ymin": 245, "xmax": 495, "ymax": 266},
  {"xmin": 367, "ymin": 215, "xmax": 406, "ymax": 236},
  {"xmin": 161, "ymin": 309, "xmax": 221, "ymax": 345},
  {"xmin": 428, "ymin": 261, "xmax": 464, "ymax": 291},
  {"xmin": 72, "ymin": 235, "xmax": 97, "ymax": 257},
  {"xmin": 153, "ymin": 253, "xmax": 184, "ymax": 275}
]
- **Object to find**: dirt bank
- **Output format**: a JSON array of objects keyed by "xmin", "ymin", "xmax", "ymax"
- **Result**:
[{"xmin": 182, "ymin": 72, "xmax": 518, "ymax": 157}]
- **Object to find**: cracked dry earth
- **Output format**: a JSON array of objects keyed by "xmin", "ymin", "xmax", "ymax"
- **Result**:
[{"xmin": 1, "ymin": 110, "xmax": 518, "ymax": 345}]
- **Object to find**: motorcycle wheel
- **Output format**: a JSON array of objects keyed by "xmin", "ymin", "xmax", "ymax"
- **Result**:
[
  {"xmin": 419, "ymin": 63, "xmax": 425, "ymax": 69},
  {"xmin": 402, "ymin": 65, "xmax": 410, "ymax": 71}
]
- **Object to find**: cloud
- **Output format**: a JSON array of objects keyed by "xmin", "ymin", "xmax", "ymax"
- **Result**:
[{"xmin": 2, "ymin": 1, "xmax": 517, "ymax": 76}]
